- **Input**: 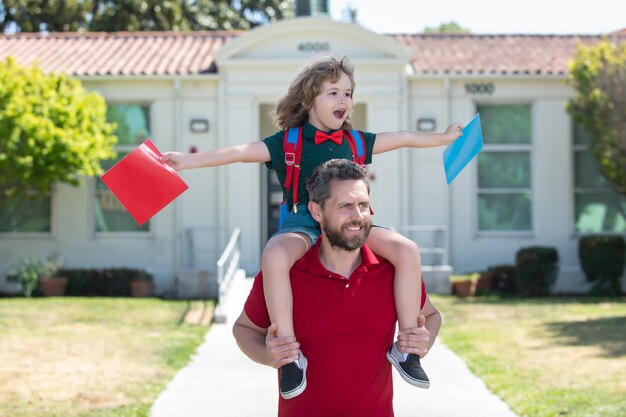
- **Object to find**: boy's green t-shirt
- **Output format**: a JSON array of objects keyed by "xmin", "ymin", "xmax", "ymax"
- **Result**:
[{"xmin": 263, "ymin": 122, "xmax": 376, "ymax": 210}]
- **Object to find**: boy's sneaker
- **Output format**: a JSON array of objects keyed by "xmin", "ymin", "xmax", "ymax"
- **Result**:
[
  {"xmin": 386, "ymin": 342, "xmax": 430, "ymax": 389},
  {"xmin": 279, "ymin": 352, "xmax": 308, "ymax": 399}
]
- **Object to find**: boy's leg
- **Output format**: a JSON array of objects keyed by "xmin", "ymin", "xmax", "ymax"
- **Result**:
[
  {"xmin": 261, "ymin": 231, "xmax": 312, "ymax": 399},
  {"xmin": 261, "ymin": 231, "xmax": 311, "ymax": 338},
  {"xmin": 367, "ymin": 227, "xmax": 430, "ymax": 388}
]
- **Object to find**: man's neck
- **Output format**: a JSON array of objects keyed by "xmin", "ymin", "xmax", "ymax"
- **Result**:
[{"xmin": 317, "ymin": 237, "xmax": 362, "ymax": 279}]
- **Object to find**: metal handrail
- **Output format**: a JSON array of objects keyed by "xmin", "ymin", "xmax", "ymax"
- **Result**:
[
  {"xmin": 392, "ymin": 225, "xmax": 449, "ymax": 266},
  {"xmin": 213, "ymin": 227, "xmax": 241, "ymax": 323}
]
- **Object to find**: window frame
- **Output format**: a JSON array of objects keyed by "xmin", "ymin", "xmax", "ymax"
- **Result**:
[
  {"xmin": 474, "ymin": 101, "xmax": 535, "ymax": 237},
  {"xmin": 92, "ymin": 101, "xmax": 154, "ymax": 238},
  {"xmin": 571, "ymin": 123, "xmax": 626, "ymax": 236},
  {"xmin": 0, "ymin": 191, "xmax": 55, "ymax": 238}
]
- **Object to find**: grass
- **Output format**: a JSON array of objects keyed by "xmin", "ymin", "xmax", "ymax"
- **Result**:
[
  {"xmin": 3, "ymin": 294, "xmax": 624, "ymax": 417},
  {"xmin": 0, "ymin": 297, "xmax": 213, "ymax": 417},
  {"xmin": 431, "ymin": 295, "xmax": 626, "ymax": 417}
]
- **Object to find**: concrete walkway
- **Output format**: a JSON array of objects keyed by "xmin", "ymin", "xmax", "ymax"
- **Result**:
[{"xmin": 151, "ymin": 272, "xmax": 519, "ymax": 417}]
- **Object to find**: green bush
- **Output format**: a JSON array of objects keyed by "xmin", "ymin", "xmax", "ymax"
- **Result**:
[
  {"xmin": 60, "ymin": 268, "xmax": 152, "ymax": 297},
  {"xmin": 515, "ymin": 247, "xmax": 559, "ymax": 296},
  {"xmin": 487, "ymin": 264, "xmax": 517, "ymax": 294},
  {"xmin": 0, "ymin": 57, "xmax": 117, "ymax": 218},
  {"xmin": 578, "ymin": 235, "xmax": 625, "ymax": 295}
]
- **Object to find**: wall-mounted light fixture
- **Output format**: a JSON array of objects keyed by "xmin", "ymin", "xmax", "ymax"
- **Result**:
[
  {"xmin": 189, "ymin": 118, "xmax": 209, "ymax": 133},
  {"xmin": 417, "ymin": 118, "xmax": 436, "ymax": 132}
]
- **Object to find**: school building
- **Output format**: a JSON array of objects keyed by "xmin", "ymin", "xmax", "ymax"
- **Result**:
[{"xmin": 1, "ymin": 16, "xmax": 625, "ymax": 295}]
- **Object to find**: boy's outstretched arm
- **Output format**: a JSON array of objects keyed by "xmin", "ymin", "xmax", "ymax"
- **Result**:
[
  {"xmin": 161, "ymin": 141, "xmax": 271, "ymax": 171},
  {"xmin": 372, "ymin": 123, "xmax": 463, "ymax": 154}
]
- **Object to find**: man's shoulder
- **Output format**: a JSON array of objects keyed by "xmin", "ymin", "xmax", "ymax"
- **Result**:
[{"xmin": 361, "ymin": 243, "xmax": 393, "ymax": 270}]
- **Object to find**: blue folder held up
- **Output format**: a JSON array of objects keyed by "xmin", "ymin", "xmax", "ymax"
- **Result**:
[{"xmin": 443, "ymin": 113, "xmax": 484, "ymax": 185}]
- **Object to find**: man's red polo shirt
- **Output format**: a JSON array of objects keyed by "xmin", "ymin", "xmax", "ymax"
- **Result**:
[{"xmin": 244, "ymin": 239, "xmax": 427, "ymax": 417}]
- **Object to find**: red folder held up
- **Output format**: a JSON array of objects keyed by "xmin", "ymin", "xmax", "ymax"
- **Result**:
[{"xmin": 100, "ymin": 139, "xmax": 188, "ymax": 225}]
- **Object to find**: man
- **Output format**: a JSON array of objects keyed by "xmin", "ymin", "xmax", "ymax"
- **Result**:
[{"xmin": 232, "ymin": 159, "xmax": 442, "ymax": 417}]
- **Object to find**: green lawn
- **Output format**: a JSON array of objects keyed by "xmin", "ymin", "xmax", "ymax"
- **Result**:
[
  {"xmin": 3, "ymin": 295, "xmax": 624, "ymax": 417},
  {"xmin": 431, "ymin": 295, "xmax": 626, "ymax": 417},
  {"xmin": 0, "ymin": 297, "xmax": 212, "ymax": 417}
]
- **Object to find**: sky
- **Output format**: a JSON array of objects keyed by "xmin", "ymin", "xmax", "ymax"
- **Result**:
[{"xmin": 329, "ymin": 0, "xmax": 626, "ymax": 35}]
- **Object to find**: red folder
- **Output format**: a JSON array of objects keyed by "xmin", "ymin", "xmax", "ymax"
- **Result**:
[{"xmin": 100, "ymin": 139, "xmax": 188, "ymax": 225}]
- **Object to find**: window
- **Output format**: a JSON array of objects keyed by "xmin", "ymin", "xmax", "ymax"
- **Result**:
[
  {"xmin": 95, "ymin": 104, "xmax": 151, "ymax": 233},
  {"xmin": 476, "ymin": 104, "xmax": 532, "ymax": 232},
  {"xmin": 0, "ymin": 198, "xmax": 51, "ymax": 233},
  {"xmin": 573, "ymin": 124, "xmax": 626, "ymax": 233}
]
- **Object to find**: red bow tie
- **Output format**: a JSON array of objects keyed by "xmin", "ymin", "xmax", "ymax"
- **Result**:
[{"xmin": 314, "ymin": 130, "xmax": 343, "ymax": 145}]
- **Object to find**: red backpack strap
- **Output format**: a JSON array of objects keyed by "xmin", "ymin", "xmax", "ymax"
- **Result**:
[
  {"xmin": 282, "ymin": 126, "xmax": 304, "ymax": 213},
  {"xmin": 345, "ymin": 129, "xmax": 374, "ymax": 215},
  {"xmin": 344, "ymin": 129, "xmax": 367, "ymax": 166}
]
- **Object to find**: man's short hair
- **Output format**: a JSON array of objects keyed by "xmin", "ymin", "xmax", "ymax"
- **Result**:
[{"xmin": 306, "ymin": 159, "xmax": 369, "ymax": 208}]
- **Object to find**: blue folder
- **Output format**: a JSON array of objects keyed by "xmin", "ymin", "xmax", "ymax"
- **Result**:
[{"xmin": 443, "ymin": 113, "xmax": 483, "ymax": 185}]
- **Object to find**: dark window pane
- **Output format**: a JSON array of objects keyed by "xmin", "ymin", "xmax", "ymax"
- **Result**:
[
  {"xmin": 478, "ymin": 152, "xmax": 530, "ymax": 188},
  {"xmin": 574, "ymin": 151, "xmax": 611, "ymax": 189},
  {"xmin": 478, "ymin": 193, "xmax": 532, "ymax": 231},
  {"xmin": 0, "ymin": 198, "xmax": 51, "ymax": 232},
  {"xmin": 106, "ymin": 104, "xmax": 150, "ymax": 146},
  {"xmin": 573, "ymin": 123, "xmax": 593, "ymax": 145},
  {"xmin": 95, "ymin": 151, "xmax": 149, "ymax": 232},
  {"xmin": 477, "ymin": 104, "xmax": 531, "ymax": 144},
  {"xmin": 575, "ymin": 193, "xmax": 626, "ymax": 233}
]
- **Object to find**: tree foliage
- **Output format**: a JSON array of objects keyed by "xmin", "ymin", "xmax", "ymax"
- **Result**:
[
  {"xmin": 424, "ymin": 21, "xmax": 471, "ymax": 34},
  {"xmin": 567, "ymin": 39, "xmax": 626, "ymax": 196},
  {"xmin": 0, "ymin": 0, "xmax": 294, "ymax": 32},
  {"xmin": 0, "ymin": 56, "xmax": 117, "ymax": 207}
]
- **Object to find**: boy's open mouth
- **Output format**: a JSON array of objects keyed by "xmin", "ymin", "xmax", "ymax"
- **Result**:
[{"xmin": 333, "ymin": 110, "xmax": 346, "ymax": 119}]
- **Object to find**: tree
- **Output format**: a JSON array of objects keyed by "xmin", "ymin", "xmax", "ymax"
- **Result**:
[
  {"xmin": 567, "ymin": 39, "xmax": 626, "ymax": 196},
  {"xmin": 1, "ymin": 0, "xmax": 294, "ymax": 32},
  {"xmin": 0, "ymin": 0, "xmax": 90, "ymax": 32},
  {"xmin": 341, "ymin": 3, "xmax": 358, "ymax": 24},
  {"xmin": 0, "ymin": 57, "xmax": 117, "ymax": 229},
  {"xmin": 424, "ymin": 21, "xmax": 471, "ymax": 34}
]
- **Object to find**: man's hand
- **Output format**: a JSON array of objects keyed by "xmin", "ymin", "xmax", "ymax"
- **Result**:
[
  {"xmin": 265, "ymin": 323, "xmax": 301, "ymax": 369},
  {"xmin": 397, "ymin": 315, "xmax": 430, "ymax": 358}
]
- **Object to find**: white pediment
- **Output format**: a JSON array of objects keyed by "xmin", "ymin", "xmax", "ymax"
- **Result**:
[{"xmin": 215, "ymin": 17, "xmax": 411, "ymax": 65}]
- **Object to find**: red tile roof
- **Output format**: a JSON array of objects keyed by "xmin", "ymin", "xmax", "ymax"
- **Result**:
[
  {"xmin": 391, "ymin": 34, "xmax": 607, "ymax": 75},
  {"xmin": 0, "ymin": 31, "xmax": 240, "ymax": 76},
  {"xmin": 0, "ymin": 30, "xmax": 622, "ymax": 77}
]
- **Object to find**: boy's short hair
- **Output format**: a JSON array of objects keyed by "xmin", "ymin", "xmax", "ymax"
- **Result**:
[
  {"xmin": 274, "ymin": 54, "xmax": 355, "ymax": 130},
  {"xmin": 306, "ymin": 159, "xmax": 369, "ymax": 208}
]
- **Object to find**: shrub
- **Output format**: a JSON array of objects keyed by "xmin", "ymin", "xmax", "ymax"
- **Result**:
[
  {"xmin": 578, "ymin": 235, "xmax": 625, "ymax": 295},
  {"xmin": 487, "ymin": 264, "xmax": 517, "ymax": 294},
  {"xmin": 60, "ymin": 268, "xmax": 152, "ymax": 297},
  {"xmin": 515, "ymin": 247, "xmax": 559, "ymax": 296}
]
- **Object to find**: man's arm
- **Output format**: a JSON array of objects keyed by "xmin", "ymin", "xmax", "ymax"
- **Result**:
[
  {"xmin": 232, "ymin": 311, "xmax": 300, "ymax": 368},
  {"xmin": 396, "ymin": 295, "xmax": 442, "ymax": 357}
]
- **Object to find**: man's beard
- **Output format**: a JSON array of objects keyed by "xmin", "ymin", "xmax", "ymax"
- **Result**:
[{"xmin": 322, "ymin": 218, "xmax": 372, "ymax": 251}]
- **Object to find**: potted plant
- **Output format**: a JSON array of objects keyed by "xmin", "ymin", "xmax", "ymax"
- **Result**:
[
  {"xmin": 8, "ymin": 255, "xmax": 67, "ymax": 297},
  {"xmin": 38, "ymin": 256, "xmax": 68, "ymax": 297},
  {"xmin": 450, "ymin": 273, "xmax": 479, "ymax": 298},
  {"xmin": 129, "ymin": 270, "xmax": 154, "ymax": 297}
]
